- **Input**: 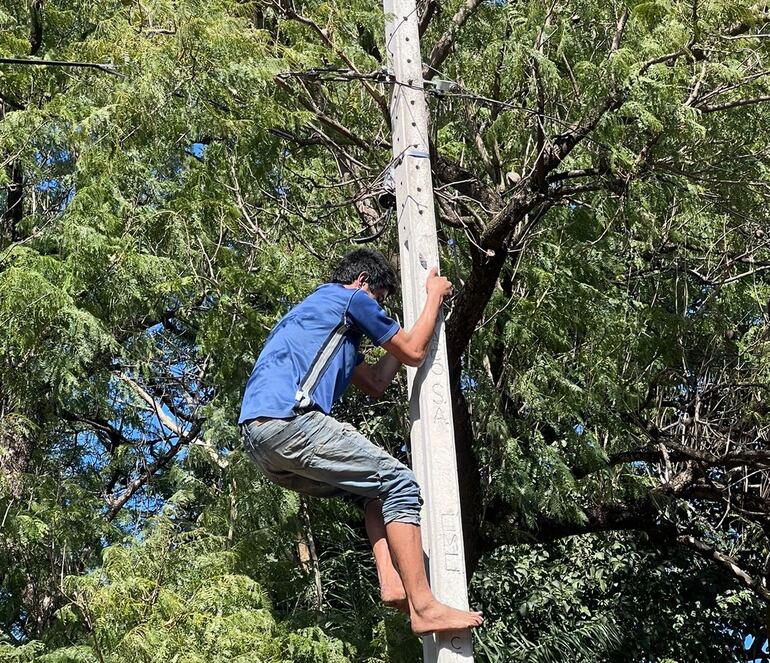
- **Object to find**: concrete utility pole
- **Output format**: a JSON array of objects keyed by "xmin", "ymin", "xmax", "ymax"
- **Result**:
[{"xmin": 382, "ymin": 2, "xmax": 474, "ymax": 661}]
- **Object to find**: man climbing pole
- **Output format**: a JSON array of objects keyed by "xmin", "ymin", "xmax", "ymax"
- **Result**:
[{"xmin": 239, "ymin": 248, "xmax": 483, "ymax": 635}]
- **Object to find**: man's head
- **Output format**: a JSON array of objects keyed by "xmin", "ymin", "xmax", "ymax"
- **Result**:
[{"xmin": 330, "ymin": 249, "xmax": 398, "ymax": 305}]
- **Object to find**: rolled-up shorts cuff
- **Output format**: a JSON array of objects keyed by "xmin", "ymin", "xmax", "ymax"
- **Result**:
[{"xmin": 383, "ymin": 511, "xmax": 421, "ymax": 526}]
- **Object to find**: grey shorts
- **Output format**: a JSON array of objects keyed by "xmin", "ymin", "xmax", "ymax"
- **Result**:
[{"xmin": 242, "ymin": 410, "xmax": 422, "ymax": 526}]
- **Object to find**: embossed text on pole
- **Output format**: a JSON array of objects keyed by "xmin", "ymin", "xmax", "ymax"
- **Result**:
[{"xmin": 382, "ymin": 2, "xmax": 474, "ymax": 661}]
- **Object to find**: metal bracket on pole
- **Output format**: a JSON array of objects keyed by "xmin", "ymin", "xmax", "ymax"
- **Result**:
[{"xmin": 382, "ymin": 2, "xmax": 474, "ymax": 661}]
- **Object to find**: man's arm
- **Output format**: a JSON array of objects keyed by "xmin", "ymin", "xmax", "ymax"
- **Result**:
[
  {"xmin": 351, "ymin": 354, "xmax": 402, "ymax": 398},
  {"xmin": 352, "ymin": 267, "xmax": 452, "ymax": 397},
  {"xmin": 382, "ymin": 267, "xmax": 452, "ymax": 367},
  {"xmin": 351, "ymin": 267, "xmax": 453, "ymax": 397}
]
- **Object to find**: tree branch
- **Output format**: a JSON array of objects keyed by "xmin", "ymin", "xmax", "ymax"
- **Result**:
[
  {"xmin": 486, "ymin": 496, "xmax": 673, "ymax": 548},
  {"xmin": 485, "ymin": 492, "xmax": 770, "ymax": 605},
  {"xmin": 546, "ymin": 167, "xmax": 603, "ymax": 183},
  {"xmin": 274, "ymin": 78, "xmax": 379, "ymax": 152},
  {"xmin": 694, "ymin": 68, "xmax": 770, "ymax": 106},
  {"xmin": 540, "ymin": 92, "xmax": 624, "ymax": 176},
  {"xmin": 530, "ymin": 2, "xmax": 556, "ymax": 184},
  {"xmin": 432, "ymin": 152, "xmax": 503, "ymax": 215},
  {"xmin": 28, "ymin": 0, "xmax": 44, "ymax": 56},
  {"xmin": 700, "ymin": 95, "xmax": 770, "ymax": 113},
  {"xmin": 117, "ymin": 373, "xmax": 226, "ymax": 469},
  {"xmin": 478, "ymin": 185, "xmax": 541, "ymax": 250},
  {"xmin": 676, "ymin": 535, "xmax": 770, "ymax": 601},
  {"xmin": 608, "ymin": 8, "xmax": 630, "ymax": 57},
  {"xmin": 418, "ymin": 0, "xmax": 438, "ymax": 37},
  {"xmin": 447, "ymin": 198, "xmax": 548, "ymax": 363},
  {"xmin": 104, "ymin": 435, "xmax": 191, "ymax": 521},
  {"xmin": 529, "ymin": 482, "xmax": 770, "ymax": 605},
  {"xmin": 424, "ymin": 0, "xmax": 485, "ymax": 80},
  {"xmin": 551, "ymin": 182, "xmax": 607, "ymax": 199},
  {"xmin": 60, "ymin": 410, "xmax": 130, "ymax": 454},
  {"xmin": 3, "ymin": 162, "xmax": 23, "ymax": 241},
  {"xmin": 269, "ymin": 1, "xmax": 387, "ymax": 114},
  {"xmin": 0, "ymin": 57, "xmax": 122, "ymax": 76},
  {"xmin": 574, "ymin": 439, "xmax": 770, "ymax": 479},
  {"xmin": 638, "ymin": 50, "xmax": 687, "ymax": 76},
  {"xmin": 118, "ymin": 374, "xmax": 185, "ymax": 436}
]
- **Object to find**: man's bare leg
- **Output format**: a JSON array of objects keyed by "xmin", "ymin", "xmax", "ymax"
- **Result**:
[
  {"xmin": 385, "ymin": 521, "xmax": 483, "ymax": 634},
  {"xmin": 365, "ymin": 500, "xmax": 408, "ymax": 612}
]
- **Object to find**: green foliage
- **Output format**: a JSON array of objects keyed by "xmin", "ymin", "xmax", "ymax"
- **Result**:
[
  {"xmin": 1, "ymin": 0, "xmax": 770, "ymax": 661},
  {"xmin": 473, "ymin": 535, "xmax": 760, "ymax": 661},
  {"xmin": 36, "ymin": 519, "xmax": 351, "ymax": 662},
  {"xmin": 0, "ymin": 640, "xmax": 45, "ymax": 662}
]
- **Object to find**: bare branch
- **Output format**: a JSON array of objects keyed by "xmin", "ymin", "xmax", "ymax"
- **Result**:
[
  {"xmin": 684, "ymin": 62, "xmax": 707, "ymax": 106},
  {"xmin": 3, "ymin": 162, "xmax": 23, "ymax": 241},
  {"xmin": 696, "ymin": 69, "xmax": 770, "ymax": 106},
  {"xmin": 719, "ymin": 264, "xmax": 770, "ymax": 285},
  {"xmin": 0, "ymin": 57, "xmax": 122, "ymax": 76},
  {"xmin": 118, "ymin": 374, "xmax": 184, "ymax": 437},
  {"xmin": 273, "ymin": 78, "xmax": 378, "ymax": 152},
  {"xmin": 551, "ymin": 183, "xmax": 606, "ymax": 198},
  {"xmin": 424, "ymin": 0, "xmax": 485, "ymax": 80},
  {"xmin": 608, "ymin": 8, "xmax": 630, "ymax": 58},
  {"xmin": 104, "ymin": 436, "xmax": 189, "ymax": 521},
  {"xmin": 677, "ymin": 535, "xmax": 770, "ymax": 601},
  {"xmin": 531, "ymin": 2, "xmax": 556, "ymax": 180},
  {"xmin": 418, "ymin": 0, "xmax": 438, "ymax": 37},
  {"xmin": 474, "ymin": 131, "xmax": 497, "ymax": 184},
  {"xmin": 491, "ymin": 24, "xmax": 511, "ymax": 121},
  {"xmin": 100, "ymin": 373, "xmax": 224, "ymax": 520},
  {"xmin": 117, "ymin": 373, "xmax": 226, "ymax": 469},
  {"xmin": 639, "ymin": 6, "xmax": 769, "ymax": 75},
  {"xmin": 28, "ymin": 0, "xmax": 44, "ymax": 56},
  {"xmin": 269, "ymin": 1, "xmax": 387, "ymax": 113},
  {"xmin": 60, "ymin": 410, "xmax": 130, "ymax": 453},
  {"xmin": 639, "ymin": 50, "xmax": 686, "ymax": 76},
  {"xmin": 719, "ymin": 32, "xmax": 770, "ymax": 40},
  {"xmin": 700, "ymin": 95, "xmax": 770, "ymax": 113},
  {"xmin": 546, "ymin": 167, "xmax": 603, "ymax": 182},
  {"xmin": 270, "ymin": 126, "xmax": 371, "ymax": 168}
]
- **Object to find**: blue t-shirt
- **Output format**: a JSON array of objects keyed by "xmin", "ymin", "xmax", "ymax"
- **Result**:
[{"xmin": 238, "ymin": 284, "xmax": 400, "ymax": 422}]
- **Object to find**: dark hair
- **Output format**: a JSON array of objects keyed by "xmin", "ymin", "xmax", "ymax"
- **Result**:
[{"xmin": 329, "ymin": 248, "xmax": 398, "ymax": 294}]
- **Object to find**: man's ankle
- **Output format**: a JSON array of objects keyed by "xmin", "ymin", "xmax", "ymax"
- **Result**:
[{"xmin": 409, "ymin": 595, "xmax": 437, "ymax": 614}]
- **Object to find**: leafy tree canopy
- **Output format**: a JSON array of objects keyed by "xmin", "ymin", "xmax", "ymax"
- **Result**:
[{"xmin": 1, "ymin": 0, "xmax": 770, "ymax": 660}]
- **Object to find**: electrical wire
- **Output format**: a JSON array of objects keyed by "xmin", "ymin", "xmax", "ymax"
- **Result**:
[{"xmin": 277, "ymin": 65, "xmax": 614, "ymax": 151}]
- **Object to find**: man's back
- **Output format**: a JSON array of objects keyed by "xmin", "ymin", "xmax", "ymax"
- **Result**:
[{"xmin": 239, "ymin": 283, "xmax": 398, "ymax": 423}]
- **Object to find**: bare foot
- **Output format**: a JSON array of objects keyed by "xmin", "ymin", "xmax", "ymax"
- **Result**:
[
  {"xmin": 381, "ymin": 584, "xmax": 409, "ymax": 614},
  {"xmin": 384, "ymin": 597, "xmax": 410, "ymax": 615},
  {"xmin": 380, "ymin": 586, "xmax": 406, "ymax": 604},
  {"xmin": 379, "ymin": 569, "xmax": 407, "ymax": 606},
  {"xmin": 410, "ymin": 599, "xmax": 483, "ymax": 635}
]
